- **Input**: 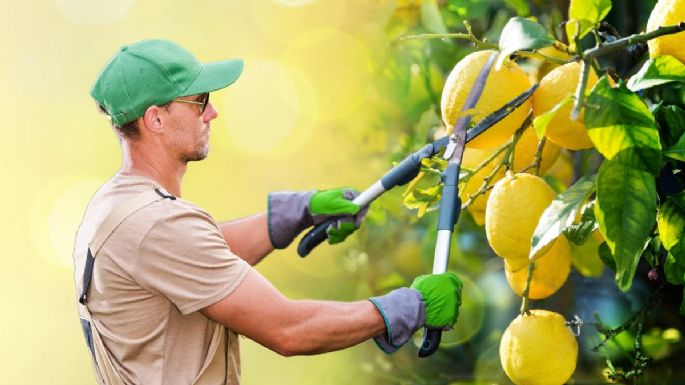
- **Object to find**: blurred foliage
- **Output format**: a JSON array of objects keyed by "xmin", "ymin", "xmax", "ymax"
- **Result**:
[{"xmin": 351, "ymin": 0, "xmax": 685, "ymax": 384}]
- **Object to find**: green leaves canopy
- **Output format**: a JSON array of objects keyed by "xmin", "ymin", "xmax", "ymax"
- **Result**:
[
  {"xmin": 585, "ymin": 77, "xmax": 662, "ymax": 175},
  {"xmin": 595, "ymin": 160, "xmax": 657, "ymax": 291}
]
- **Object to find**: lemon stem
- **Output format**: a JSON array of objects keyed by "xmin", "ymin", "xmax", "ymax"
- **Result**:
[{"xmin": 519, "ymin": 261, "xmax": 536, "ymax": 315}]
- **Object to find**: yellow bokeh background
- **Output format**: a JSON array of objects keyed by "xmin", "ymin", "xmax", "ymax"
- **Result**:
[{"xmin": 0, "ymin": 0, "xmax": 398, "ymax": 383}]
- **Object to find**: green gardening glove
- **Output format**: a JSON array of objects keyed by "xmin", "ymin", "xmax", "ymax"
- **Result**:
[
  {"xmin": 268, "ymin": 187, "xmax": 368, "ymax": 249},
  {"xmin": 410, "ymin": 272, "xmax": 463, "ymax": 329},
  {"xmin": 309, "ymin": 188, "xmax": 367, "ymax": 244}
]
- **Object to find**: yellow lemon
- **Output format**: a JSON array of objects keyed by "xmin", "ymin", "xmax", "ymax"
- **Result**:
[
  {"xmin": 441, "ymin": 50, "xmax": 532, "ymax": 149},
  {"xmin": 513, "ymin": 126, "xmax": 561, "ymax": 175},
  {"xmin": 504, "ymin": 236, "xmax": 572, "ymax": 299},
  {"xmin": 532, "ymin": 61, "xmax": 598, "ymax": 150},
  {"xmin": 500, "ymin": 310, "xmax": 578, "ymax": 385},
  {"xmin": 535, "ymin": 46, "xmax": 573, "ymax": 81},
  {"xmin": 544, "ymin": 151, "xmax": 573, "ymax": 187},
  {"xmin": 570, "ymin": 231, "xmax": 605, "ymax": 278},
  {"xmin": 486, "ymin": 173, "xmax": 556, "ymax": 260},
  {"xmin": 647, "ymin": 0, "xmax": 685, "ymax": 63}
]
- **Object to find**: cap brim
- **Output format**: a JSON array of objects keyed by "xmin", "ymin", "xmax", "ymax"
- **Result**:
[{"xmin": 182, "ymin": 58, "xmax": 244, "ymax": 96}]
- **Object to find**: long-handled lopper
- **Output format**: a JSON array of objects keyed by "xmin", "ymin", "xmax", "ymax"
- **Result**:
[{"xmin": 297, "ymin": 52, "xmax": 538, "ymax": 357}]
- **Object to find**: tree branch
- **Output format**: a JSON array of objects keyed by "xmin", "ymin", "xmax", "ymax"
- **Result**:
[{"xmin": 584, "ymin": 22, "xmax": 685, "ymax": 59}]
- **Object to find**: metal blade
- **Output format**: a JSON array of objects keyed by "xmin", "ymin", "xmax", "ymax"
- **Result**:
[
  {"xmin": 443, "ymin": 51, "xmax": 498, "ymax": 162},
  {"xmin": 465, "ymin": 83, "xmax": 539, "ymax": 143}
]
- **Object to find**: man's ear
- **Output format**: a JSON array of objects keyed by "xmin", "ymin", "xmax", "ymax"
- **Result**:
[{"xmin": 141, "ymin": 105, "xmax": 166, "ymax": 134}]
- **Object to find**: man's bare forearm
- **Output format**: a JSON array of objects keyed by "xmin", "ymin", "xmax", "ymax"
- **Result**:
[
  {"xmin": 218, "ymin": 213, "xmax": 274, "ymax": 265},
  {"xmin": 202, "ymin": 270, "xmax": 387, "ymax": 356},
  {"xmin": 275, "ymin": 299, "xmax": 386, "ymax": 355}
]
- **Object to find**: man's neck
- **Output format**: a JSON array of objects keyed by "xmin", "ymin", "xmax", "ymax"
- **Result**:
[{"xmin": 120, "ymin": 142, "xmax": 186, "ymax": 197}]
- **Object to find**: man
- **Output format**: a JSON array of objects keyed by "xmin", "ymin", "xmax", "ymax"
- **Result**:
[{"xmin": 74, "ymin": 39, "xmax": 462, "ymax": 385}]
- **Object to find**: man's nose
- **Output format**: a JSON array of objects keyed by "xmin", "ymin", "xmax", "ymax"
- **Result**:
[{"xmin": 204, "ymin": 102, "xmax": 218, "ymax": 121}]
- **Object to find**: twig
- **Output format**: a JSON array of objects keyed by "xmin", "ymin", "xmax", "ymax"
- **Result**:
[
  {"xmin": 504, "ymin": 115, "xmax": 531, "ymax": 171},
  {"xmin": 571, "ymin": 59, "xmax": 590, "ymax": 122},
  {"xmin": 532, "ymin": 136, "xmax": 547, "ymax": 176},
  {"xmin": 520, "ymin": 261, "xmax": 536, "ymax": 315},
  {"xmin": 397, "ymin": 21, "xmax": 499, "ymax": 49},
  {"xmin": 584, "ymin": 22, "xmax": 685, "ymax": 59},
  {"xmin": 397, "ymin": 33, "xmax": 497, "ymax": 49},
  {"xmin": 461, "ymin": 120, "xmax": 528, "ymax": 209},
  {"xmin": 458, "ymin": 139, "xmax": 510, "ymax": 184},
  {"xmin": 461, "ymin": 161, "xmax": 503, "ymax": 210}
]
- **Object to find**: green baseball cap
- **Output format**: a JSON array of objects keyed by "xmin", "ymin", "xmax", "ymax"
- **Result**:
[{"xmin": 91, "ymin": 39, "xmax": 243, "ymax": 125}]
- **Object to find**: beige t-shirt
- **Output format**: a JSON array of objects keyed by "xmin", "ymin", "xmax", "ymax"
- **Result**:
[{"xmin": 73, "ymin": 173, "xmax": 251, "ymax": 385}]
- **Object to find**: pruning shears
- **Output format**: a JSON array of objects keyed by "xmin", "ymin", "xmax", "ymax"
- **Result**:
[{"xmin": 298, "ymin": 52, "xmax": 539, "ymax": 357}]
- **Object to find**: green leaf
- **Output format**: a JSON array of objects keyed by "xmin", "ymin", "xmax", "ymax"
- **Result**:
[
  {"xmin": 665, "ymin": 138, "xmax": 685, "ymax": 162},
  {"xmin": 627, "ymin": 56, "xmax": 685, "ymax": 92},
  {"xmin": 404, "ymin": 184, "xmax": 442, "ymax": 217},
  {"xmin": 598, "ymin": 241, "xmax": 617, "ymax": 271},
  {"xmin": 530, "ymin": 174, "xmax": 597, "ymax": 259},
  {"xmin": 566, "ymin": 200, "xmax": 599, "ymax": 245},
  {"xmin": 657, "ymin": 192, "xmax": 685, "ymax": 284},
  {"xmin": 585, "ymin": 77, "xmax": 662, "ymax": 175},
  {"xmin": 664, "ymin": 253, "xmax": 685, "ymax": 285},
  {"xmin": 595, "ymin": 160, "xmax": 657, "ymax": 291},
  {"xmin": 497, "ymin": 17, "xmax": 555, "ymax": 69},
  {"xmin": 533, "ymin": 97, "xmax": 573, "ymax": 138},
  {"xmin": 653, "ymin": 104, "xmax": 685, "ymax": 148},
  {"xmin": 420, "ymin": 0, "xmax": 447, "ymax": 34},
  {"xmin": 566, "ymin": 0, "xmax": 612, "ymax": 42}
]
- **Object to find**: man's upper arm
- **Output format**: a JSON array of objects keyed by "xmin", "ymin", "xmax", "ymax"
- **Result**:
[{"xmin": 201, "ymin": 268, "xmax": 297, "ymax": 354}]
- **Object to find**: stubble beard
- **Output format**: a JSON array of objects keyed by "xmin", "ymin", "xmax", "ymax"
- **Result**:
[{"xmin": 180, "ymin": 143, "xmax": 209, "ymax": 164}]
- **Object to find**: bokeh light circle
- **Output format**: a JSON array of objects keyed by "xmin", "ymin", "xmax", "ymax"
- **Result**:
[
  {"xmin": 31, "ymin": 177, "xmax": 102, "ymax": 268},
  {"xmin": 217, "ymin": 59, "xmax": 316, "ymax": 156},
  {"xmin": 280, "ymin": 29, "xmax": 371, "ymax": 121},
  {"xmin": 251, "ymin": 0, "xmax": 346, "ymax": 42}
]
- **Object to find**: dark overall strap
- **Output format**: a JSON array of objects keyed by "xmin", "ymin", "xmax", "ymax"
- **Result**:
[{"xmin": 79, "ymin": 188, "xmax": 176, "ymax": 305}]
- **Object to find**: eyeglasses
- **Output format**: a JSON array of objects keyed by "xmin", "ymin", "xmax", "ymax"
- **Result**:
[{"xmin": 174, "ymin": 93, "xmax": 210, "ymax": 114}]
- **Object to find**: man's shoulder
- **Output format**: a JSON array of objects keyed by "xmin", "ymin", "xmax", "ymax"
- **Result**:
[{"xmin": 135, "ymin": 194, "xmax": 215, "ymax": 231}]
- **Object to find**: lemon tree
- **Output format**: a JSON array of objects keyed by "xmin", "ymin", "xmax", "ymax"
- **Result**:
[{"xmin": 358, "ymin": 0, "xmax": 685, "ymax": 383}]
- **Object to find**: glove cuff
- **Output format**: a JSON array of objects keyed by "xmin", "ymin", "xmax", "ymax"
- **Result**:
[
  {"xmin": 268, "ymin": 191, "xmax": 315, "ymax": 249},
  {"xmin": 368, "ymin": 288, "xmax": 425, "ymax": 354}
]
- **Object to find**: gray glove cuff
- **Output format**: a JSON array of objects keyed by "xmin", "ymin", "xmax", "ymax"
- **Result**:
[
  {"xmin": 368, "ymin": 288, "xmax": 426, "ymax": 354},
  {"xmin": 268, "ymin": 191, "xmax": 315, "ymax": 249}
]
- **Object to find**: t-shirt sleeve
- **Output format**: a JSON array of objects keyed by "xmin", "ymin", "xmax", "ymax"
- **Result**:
[{"xmin": 135, "ymin": 207, "xmax": 251, "ymax": 315}]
